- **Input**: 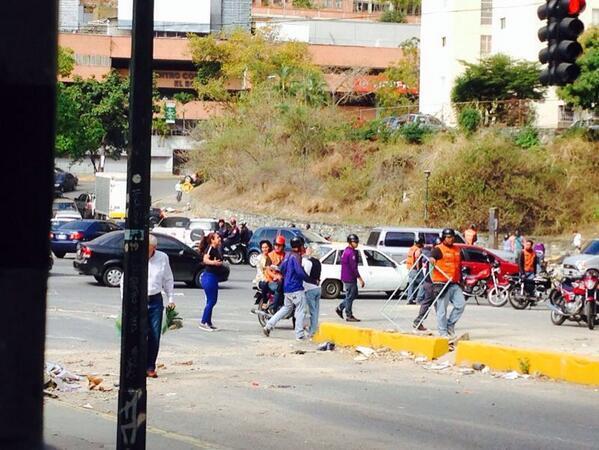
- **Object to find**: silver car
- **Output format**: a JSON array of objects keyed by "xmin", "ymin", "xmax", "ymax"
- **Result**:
[{"xmin": 561, "ymin": 239, "xmax": 599, "ymax": 278}]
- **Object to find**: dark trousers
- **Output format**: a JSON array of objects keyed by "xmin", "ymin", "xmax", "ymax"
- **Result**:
[
  {"xmin": 413, "ymin": 279, "xmax": 434, "ymax": 327},
  {"xmin": 201, "ymin": 271, "xmax": 219, "ymax": 325},
  {"xmin": 257, "ymin": 280, "xmax": 282, "ymax": 308},
  {"xmin": 147, "ymin": 293, "xmax": 164, "ymax": 371},
  {"xmin": 339, "ymin": 282, "xmax": 358, "ymax": 317}
]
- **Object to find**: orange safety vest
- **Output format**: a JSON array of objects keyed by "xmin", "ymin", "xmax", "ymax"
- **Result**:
[
  {"xmin": 523, "ymin": 249, "xmax": 536, "ymax": 273},
  {"xmin": 406, "ymin": 245, "xmax": 421, "ymax": 269},
  {"xmin": 431, "ymin": 243, "xmax": 462, "ymax": 283},
  {"xmin": 464, "ymin": 228, "xmax": 477, "ymax": 245}
]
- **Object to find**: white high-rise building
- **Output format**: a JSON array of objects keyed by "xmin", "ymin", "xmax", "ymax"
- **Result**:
[{"xmin": 419, "ymin": 0, "xmax": 598, "ymax": 127}]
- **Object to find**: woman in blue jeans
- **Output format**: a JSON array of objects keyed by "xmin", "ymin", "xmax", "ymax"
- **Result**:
[{"xmin": 198, "ymin": 232, "xmax": 224, "ymax": 331}]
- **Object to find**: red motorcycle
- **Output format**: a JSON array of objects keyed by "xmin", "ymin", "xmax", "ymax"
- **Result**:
[
  {"xmin": 549, "ymin": 270, "xmax": 598, "ymax": 330},
  {"xmin": 462, "ymin": 261, "xmax": 511, "ymax": 307}
]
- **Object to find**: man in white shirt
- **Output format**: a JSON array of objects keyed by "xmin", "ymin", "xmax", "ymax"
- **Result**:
[
  {"xmin": 573, "ymin": 230, "xmax": 582, "ymax": 253},
  {"xmin": 302, "ymin": 246, "xmax": 322, "ymax": 338},
  {"xmin": 121, "ymin": 234, "xmax": 175, "ymax": 378}
]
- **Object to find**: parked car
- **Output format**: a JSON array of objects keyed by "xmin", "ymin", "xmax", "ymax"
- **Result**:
[
  {"xmin": 319, "ymin": 243, "xmax": 409, "ymax": 299},
  {"xmin": 50, "ymin": 220, "xmax": 122, "ymax": 258},
  {"xmin": 570, "ymin": 118, "xmax": 599, "ymax": 140},
  {"xmin": 55, "ymin": 210, "xmax": 82, "ymax": 221},
  {"xmin": 456, "ymin": 244, "xmax": 519, "ymax": 279},
  {"xmin": 367, "ymin": 227, "xmax": 466, "ymax": 262},
  {"xmin": 52, "ymin": 199, "xmax": 79, "ymax": 218},
  {"xmin": 73, "ymin": 231, "xmax": 229, "ymax": 288},
  {"xmin": 152, "ymin": 216, "xmax": 219, "ymax": 247},
  {"xmin": 74, "ymin": 193, "xmax": 95, "ymax": 218},
  {"xmin": 561, "ymin": 239, "xmax": 599, "ymax": 279},
  {"xmin": 247, "ymin": 227, "xmax": 332, "ymax": 267},
  {"xmin": 381, "ymin": 113, "xmax": 447, "ymax": 132},
  {"xmin": 54, "ymin": 168, "xmax": 78, "ymax": 195}
]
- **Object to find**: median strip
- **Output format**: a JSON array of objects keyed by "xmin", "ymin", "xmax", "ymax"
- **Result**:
[
  {"xmin": 455, "ymin": 341, "xmax": 599, "ymax": 386},
  {"xmin": 313, "ymin": 323, "xmax": 449, "ymax": 360}
]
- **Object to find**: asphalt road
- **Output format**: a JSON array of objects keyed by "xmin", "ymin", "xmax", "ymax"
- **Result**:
[{"xmin": 45, "ymin": 258, "xmax": 599, "ymax": 449}]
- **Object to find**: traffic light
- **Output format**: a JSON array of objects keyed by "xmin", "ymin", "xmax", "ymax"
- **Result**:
[{"xmin": 537, "ymin": 0, "xmax": 586, "ymax": 85}]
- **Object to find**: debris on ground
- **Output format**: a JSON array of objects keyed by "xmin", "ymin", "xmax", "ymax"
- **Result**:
[
  {"xmin": 43, "ymin": 389, "xmax": 59, "ymax": 399},
  {"xmin": 317, "ymin": 342, "xmax": 336, "ymax": 351},
  {"xmin": 400, "ymin": 351, "xmax": 413, "ymax": 358},
  {"xmin": 472, "ymin": 363, "xmax": 486, "ymax": 371},
  {"xmin": 45, "ymin": 362, "xmax": 82, "ymax": 392},
  {"xmin": 427, "ymin": 361, "xmax": 452, "ymax": 371},
  {"xmin": 86, "ymin": 375, "xmax": 103, "ymax": 390},
  {"xmin": 82, "ymin": 403, "xmax": 94, "ymax": 410},
  {"xmin": 502, "ymin": 371, "xmax": 520, "ymax": 380},
  {"xmin": 355, "ymin": 346, "xmax": 377, "ymax": 358},
  {"xmin": 293, "ymin": 349, "xmax": 307, "ymax": 355},
  {"xmin": 414, "ymin": 356, "xmax": 428, "ymax": 363},
  {"xmin": 269, "ymin": 384, "xmax": 294, "ymax": 389},
  {"xmin": 459, "ymin": 368, "xmax": 475, "ymax": 375},
  {"xmin": 354, "ymin": 355, "xmax": 369, "ymax": 362},
  {"xmin": 174, "ymin": 360, "xmax": 194, "ymax": 366},
  {"xmin": 481, "ymin": 366, "xmax": 491, "ymax": 374}
]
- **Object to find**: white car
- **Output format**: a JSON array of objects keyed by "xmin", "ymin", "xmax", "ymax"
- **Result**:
[
  {"xmin": 319, "ymin": 244, "xmax": 409, "ymax": 299},
  {"xmin": 152, "ymin": 216, "xmax": 218, "ymax": 247},
  {"xmin": 54, "ymin": 210, "xmax": 82, "ymax": 220}
]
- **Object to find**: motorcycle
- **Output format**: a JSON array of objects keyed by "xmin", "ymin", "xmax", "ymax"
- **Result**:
[
  {"xmin": 223, "ymin": 242, "xmax": 247, "ymax": 265},
  {"xmin": 462, "ymin": 261, "xmax": 511, "ymax": 307},
  {"xmin": 548, "ymin": 271, "xmax": 598, "ymax": 330},
  {"xmin": 506, "ymin": 273, "xmax": 553, "ymax": 310},
  {"xmin": 252, "ymin": 285, "xmax": 295, "ymax": 328}
]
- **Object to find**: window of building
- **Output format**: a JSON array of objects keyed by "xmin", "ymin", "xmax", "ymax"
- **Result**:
[
  {"xmin": 441, "ymin": 36, "xmax": 446, "ymax": 47},
  {"xmin": 500, "ymin": 17, "xmax": 506, "ymax": 29},
  {"xmin": 480, "ymin": 35, "xmax": 492, "ymax": 56},
  {"xmin": 481, "ymin": 0, "xmax": 493, "ymax": 25},
  {"xmin": 593, "ymin": 8, "xmax": 599, "ymax": 25},
  {"xmin": 74, "ymin": 54, "xmax": 111, "ymax": 67}
]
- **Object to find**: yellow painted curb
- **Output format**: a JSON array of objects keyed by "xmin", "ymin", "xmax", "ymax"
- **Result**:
[
  {"xmin": 313, "ymin": 322, "xmax": 449, "ymax": 360},
  {"xmin": 455, "ymin": 341, "xmax": 599, "ymax": 386}
]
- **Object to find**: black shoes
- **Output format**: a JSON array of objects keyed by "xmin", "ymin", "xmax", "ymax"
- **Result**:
[
  {"xmin": 346, "ymin": 316, "xmax": 361, "ymax": 322},
  {"xmin": 335, "ymin": 307, "xmax": 344, "ymax": 319}
]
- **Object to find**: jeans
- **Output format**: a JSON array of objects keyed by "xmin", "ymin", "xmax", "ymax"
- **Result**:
[
  {"xmin": 435, "ymin": 283, "xmax": 466, "ymax": 336},
  {"xmin": 339, "ymin": 282, "xmax": 358, "ymax": 317},
  {"xmin": 413, "ymin": 279, "xmax": 434, "ymax": 327},
  {"xmin": 147, "ymin": 293, "xmax": 164, "ymax": 371},
  {"xmin": 305, "ymin": 287, "xmax": 321, "ymax": 336},
  {"xmin": 201, "ymin": 271, "xmax": 219, "ymax": 326},
  {"xmin": 407, "ymin": 269, "xmax": 425, "ymax": 303},
  {"xmin": 266, "ymin": 290, "xmax": 307, "ymax": 339}
]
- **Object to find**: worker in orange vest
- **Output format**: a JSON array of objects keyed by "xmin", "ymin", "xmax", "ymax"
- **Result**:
[
  {"xmin": 464, "ymin": 224, "xmax": 478, "ymax": 246},
  {"xmin": 406, "ymin": 235, "xmax": 425, "ymax": 304},
  {"xmin": 430, "ymin": 228, "xmax": 466, "ymax": 339},
  {"xmin": 519, "ymin": 240, "xmax": 538, "ymax": 295}
]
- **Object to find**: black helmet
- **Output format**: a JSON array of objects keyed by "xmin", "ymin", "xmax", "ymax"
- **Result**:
[
  {"xmin": 441, "ymin": 228, "xmax": 456, "ymax": 238},
  {"xmin": 347, "ymin": 234, "xmax": 359, "ymax": 244},
  {"xmin": 415, "ymin": 234, "xmax": 425, "ymax": 245},
  {"xmin": 290, "ymin": 236, "xmax": 305, "ymax": 249},
  {"xmin": 434, "ymin": 237, "xmax": 442, "ymax": 245}
]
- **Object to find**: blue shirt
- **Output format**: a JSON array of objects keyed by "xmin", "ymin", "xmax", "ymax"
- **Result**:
[{"xmin": 281, "ymin": 252, "xmax": 309, "ymax": 294}]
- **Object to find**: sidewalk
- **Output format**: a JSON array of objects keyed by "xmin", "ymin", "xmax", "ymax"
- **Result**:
[
  {"xmin": 44, "ymin": 400, "xmax": 215, "ymax": 449},
  {"xmin": 323, "ymin": 297, "xmax": 599, "ymax": 358}
]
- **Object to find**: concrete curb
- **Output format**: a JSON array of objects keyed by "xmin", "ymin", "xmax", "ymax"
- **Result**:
[
  {"xmin": 313, "ymin": 322, "xmax": 449, "ymax": 360},
  {"xmin": 455, "ymin": 341, "xmax": 599, "ymax": 386}
]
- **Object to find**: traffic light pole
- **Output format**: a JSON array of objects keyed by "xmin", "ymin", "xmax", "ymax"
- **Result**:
[{"xmin": 116, "ymin": 0, "xmax": 154, "ymax": 448}]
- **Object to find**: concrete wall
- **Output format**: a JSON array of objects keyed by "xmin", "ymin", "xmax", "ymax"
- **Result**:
[{"xmin": 59, "ymin": 0, "xmax": 80, "ymax": 31}]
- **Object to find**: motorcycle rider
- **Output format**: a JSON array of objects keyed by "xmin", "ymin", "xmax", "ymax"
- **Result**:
[
  {"xmin": 264, "ymin": 235, "xmax": 287, "ymax": 310},
  {"xmin": 519, "ymin": 240, "xmax": 538, "ymax": 296},
  {"xmin": 223, "ymin": 217, "xmax": 240, "ymax": 249},
  {"xmin": 406, "ymin": 235, "xmax": 425, "ymax": 305},
  {"xmin": 239, "ymin": 222, "xmax": 253, "ymax": 245},
  {"xmin": 263, "ymin": 237, "xmax": 309, "ymax": 340},
  {"xmin": 430, "ymin": 228, "xmax": 466, "ymax": 339},
  {"xmin": 217, "ymin": 219, "xmax": 229, "ymax": 240}
]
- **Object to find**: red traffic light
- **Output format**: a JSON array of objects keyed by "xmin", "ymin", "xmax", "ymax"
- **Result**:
[{"xmin": 567, "ymin": 0, "xmax": 586, "ymax": 15}]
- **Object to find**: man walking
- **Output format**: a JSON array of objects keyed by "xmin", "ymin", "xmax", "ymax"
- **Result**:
[
  {"xmin": 336, "ymin": 234, "xmax": 365, "ymax": 322},
  {"xmin": 302, "ymin": 246, "xmax": 322, "ymax": 338},
  {"xmin": 406, "ymin": 235, "xmax": 425, "ymax": 305},
  {"xmin": 263, "ymin": 237, "xmax": 309, "ymax": 340},
  {"xmin": 121, "ymin": 234, "xmax": 175, "ymax": 378},
  {"xmin": 430, "ymin": 228, "xmax": 465, "ymax": 339}
]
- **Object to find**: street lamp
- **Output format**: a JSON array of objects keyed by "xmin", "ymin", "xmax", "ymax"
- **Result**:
[{"xmin": 424, "ymin": 170, "xmax": 431, "ymax": 224}]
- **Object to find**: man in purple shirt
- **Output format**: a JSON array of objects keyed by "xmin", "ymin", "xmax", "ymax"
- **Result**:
[{"xmin": 336, "ymin": 234, "xmax": 365, "ymax": 322}]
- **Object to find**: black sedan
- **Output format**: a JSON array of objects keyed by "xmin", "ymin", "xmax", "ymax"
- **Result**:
[
  {"xmin": 54, "ymin": 168, "xmax": 78, "ymax": 196},
  {"xmin": 50, "ymin": 220, "xmax": 122, "ymax": 258},
  {"xmin": 73, "ymin": 231, "xmax": 229, "ymax": 288}
]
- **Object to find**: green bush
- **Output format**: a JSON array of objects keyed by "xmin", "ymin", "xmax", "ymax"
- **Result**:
[
  {"xmin": 380, "ymin": 10, "xmax": 406, "ymax": 23},
  {"xmin": 398, "ymin": 123, "xmax": 431, "ymax": 144},
  {"xmin": 458, "ymin": 108, "xmax": 482, "ymax": 136},
  {"xmin": 514, "ymin": 125, "xmax": 540, "ymax": 148}
]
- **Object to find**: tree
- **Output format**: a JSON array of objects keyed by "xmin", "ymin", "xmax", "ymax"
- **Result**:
[
  {"xmin": 451, "ymin": 54, "xmax": 546, "ymax": 125},
  {"xmin": 173, "ymin": 92, "xmax": 196, "ymax": 132},
  {"xmin": 57, "ymin": 46, "xmax": 75, "ymax": 78},
  {"xmin": 55, "ymin": 71, "xmax": 129, "ymax": 172},
  {"xmin": 558, "ymin": 26, "xmax": 599, "ymax": 114},
  {"xmin": 375, "ymin": 38, "xmax": 419, "ymax": 113},
  {"xmin": 379, "ymin": 0, "xmax": 420, "ymax": 23},
  {"xmin": 188, "ymin": 29, "xmax": 328, "ymax": 105}
]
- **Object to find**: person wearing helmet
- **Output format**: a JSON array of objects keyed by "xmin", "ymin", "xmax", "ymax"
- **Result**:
[
  {"xmin": 263, "ymin": 236, "xmax": 309, "ymax": 340},
  {"xmin": 464, "ymin": 224, "xmax": 478, "ymax": 246},
  {"xmin": 406, "ymin": 234, "xmax": 426, "ymax": 305},
  {"xmin": 223, "ymin": 217, "xmax": 240, "ymax": 249},
  {"xmin": 335, "ymin": 234, "xmax": 365, "ymax": 322},
  {"xmin": 429, "ymin": 228, "xmax": 466, "ymax": 339}
]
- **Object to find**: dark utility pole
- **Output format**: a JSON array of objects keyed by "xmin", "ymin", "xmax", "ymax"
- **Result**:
[
  {"xmin": 116, "ymin": 0, "xmax": 154, "ymax": 448},
  {"xmin": 424, "ymin": 170, "xmax": 431, "ymax": 225},
  {"xmin": 0, "ymin": 2, "xmax": 56, "ymax": 449}
]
